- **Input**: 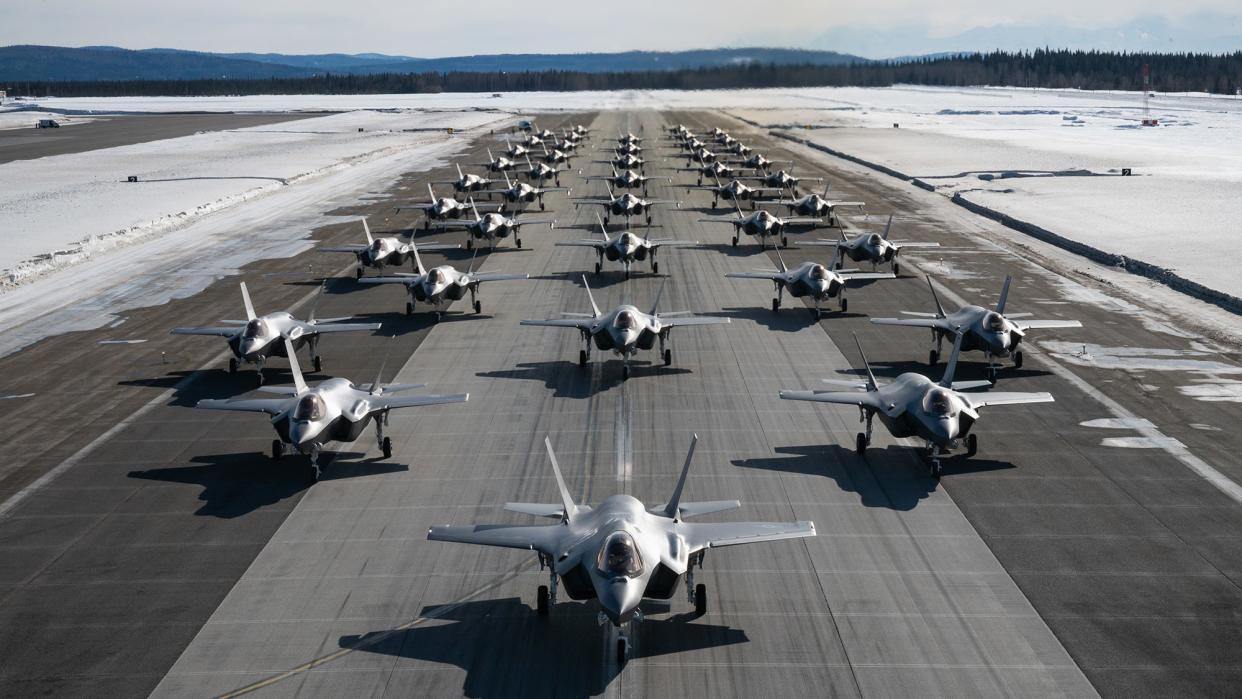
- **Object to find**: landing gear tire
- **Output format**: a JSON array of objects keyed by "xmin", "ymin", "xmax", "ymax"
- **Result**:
[
  {"xmin": 312, "ymin": 355, "xmax": 322, "ymax": 373},
  {"xmin": 539, "ymin": 202, "xmax": 546, "ymax": 211},
  {"xmin": 731, "ymin": 236, "xmax": 738, "ymax": 248},
  {"xmin": 516, "ymin": 238, "xmax": 523, "ymax": 248},
  {"xmin": 855, "ymin": 432, "xmax": 867, "ymax": 456},
  {"xmin": 228, "ymin": 358, "xmax": 238, "ymax": 374},
  {"xmin": 466, "ymin": 239, "xmax": 474, "ymax": 251},
  {"xmin": 694, "ymin": 583, "xmax": 707, "ymax": 616},
  {"xmin": 652, "ymin": 261, "xmax": 659, "ymax": 274},
  {"xmin": 536, "ymin": 585, "xmax": 549, "ymax": 616},
  {"xmin": 594, "ymin": 262, "xmax": 602, "ymax": 275},
  {"xmin": 271, "ymin": 440, "xmax": 283, "ymax": 461},
  {"xmin": 772, "ymin": 298, "xmax": 780, "ymax": 313},
  {"xmin": 840, "ymin": 298, "xmax": 848, "ymax": 313},
  {"xmin": 966, "ymin": 433, "xmax": 978, "ymax": 458},
  {"xmin": 892, "ymin": 261, "xmax": 900, "ymax": 276},
  {"xmin": 405, "ymin": 302, "xmax": 414, "ymax": 316},
  {"xmin": 382, "ymin": 436, "xmax": 393, "ymax": 459},
  {"xmin": 781, "ymin": 236, "xmax": 788, "ymax": 248},
  {"xmin": 1014, "ymin": 351, "xmax": 1024, "ymax": 369},
  {"xmin": 355, "ymin": 268, "xmax": 363, "ymax": 280},
  {"xmin": 473, "ymin": 300, "xmax": 482, "ymax": 314},
  {"xmin": 663, "ymin": 349, "xmax": 672, "ymax": 366},
  {"xmin": 622, "ymin": 365, "xmax": 631, "ymax": 381},
  {"xmin": 578, "ymin": 349, "xmax": 588, "ymax": 367},
  {"xmin": 987, "ymin": 366, "xmax": 998, "ymax": 384},
  {"xmin": 928, "ymin": 350, "xmax": 939, "ymax": 366},
  {"xmin": 616, "ymin": 638, "xmax": 627, "ymax": 665}
]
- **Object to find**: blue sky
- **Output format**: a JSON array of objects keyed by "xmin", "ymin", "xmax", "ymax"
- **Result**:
[{"xmin": 2, "ymin": 0, "xmax": 1239, "ymax": 57}]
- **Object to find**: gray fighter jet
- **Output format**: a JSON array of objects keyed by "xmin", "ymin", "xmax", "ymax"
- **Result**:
[
  {"xmin": 478, "ymin": 171, "xmax": 570, "ymax": 212},
  {"xmin": 678, "ymin": 159, "xmax": 737, "ymax": 186},
  {"xmin": 686, "ymin": 174, "xmax": 785, "ymax": 209},
  {"xmin": 520, "ymin": 277, "xmax": 728, "ymax": 379},
  {"xmin": 595, "ymin": 152, "xmax": 647, "ymax": 172},
  {"xmin": 768, "ymin": 184, "xmax": 865, "ymax": 226},
  {"xmin": 434, "ymin": 199, "xmax": 555, "ymax": 251},
  {"xmin": 742, "ymin": 168, "xmax": 822, "ymax": 196},
  {"xmin": 427, "ymin": 434, "xmax": 816, "ymax": 663},
  {"xmin": 700, "ymin": 201, "xmax": 821, "ymax": 249},
  {"xmin": 358, "ymin": 243, "xmax": 528, "ymax": 318},
  {"xmin": 396, "ymin": 183, "xmax": 493, "ymax": 230},
  {"xmin": 574, "ymin": 185, "xmax": 680, "ymax": 226},
  {"xmin": 172, "ymin": 282, "xmax": 380, "ymax": 380},
  {"xmin": 585, "ymin": 167, "xmax": 671, "ymax": 195},
  {"xmin": 521, "ymin": 155, "xmax": 571, "ymax": 187},
  {"xmin": 539, "ymin": 142, "xmax": 573, "ymax": 166},
  {"xmin": 871, "ymin": 275, "xmax": 1082, "ymax": 380},
  {"xmin": 726, "ymin": 248, "xmax": 894, "ymax": 317},
  {"xmin": 556, "ymin": 214, "xmax": 697, "ymax": 278},
  {"xmin": 686, "ymin": 146, "xmax": 718, "ymax": 165},
  {"xmin": 502, "ymin": 138, "xmax": 531, "ymax": 160},
  {"xmin": 194, "ymin": 338, "xmax": 467, "ymax": 480},
  {"xmin": 433, "ymin": 163, "xmax": 494, "ymax": 196},
  {"xmin": 780, "ymin": 332, "xmax": 1053, "ymax": 475},
  {"xmin": 728, "ymin": 153, "xmax": 791, "ymax": 173},
  {"xmin": 318, "ymin": 219, "xmax": 457, "ymax": 278},
  {"xmin": 805, "ymin": 215, "xmax": 939, "ymax": 275},
  {"xmin": 478, "ymin": 148, "xmax": 518, "ymax": 173}
]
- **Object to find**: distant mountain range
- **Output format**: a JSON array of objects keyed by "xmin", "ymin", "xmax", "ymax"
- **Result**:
[
  {"xmin": 0, "ymin": 45, "xmax": 866, "ymax": 82},
  {"xmin": 810, "ymin": 13, "xmax": 1242, "ymax": 59}
]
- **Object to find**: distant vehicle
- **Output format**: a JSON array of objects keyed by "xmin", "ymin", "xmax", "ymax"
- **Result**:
[
  {"xmin": 491, "ymin": 93, "xmax": 503, "ymax": 98},
  {"xmin": 36, "ymin": 119, "xmax": 59, "ymax": 129}
]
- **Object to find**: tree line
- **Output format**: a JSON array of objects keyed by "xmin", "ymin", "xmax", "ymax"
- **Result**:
[{"xmin": 5, "ymin": 49, "xmax": 1241, "ymax": 97}]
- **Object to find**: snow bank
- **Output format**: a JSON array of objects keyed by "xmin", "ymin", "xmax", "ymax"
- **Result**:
[{"xmin": 0, "ymin": 109, "xmax": 502, "ymax": 288}]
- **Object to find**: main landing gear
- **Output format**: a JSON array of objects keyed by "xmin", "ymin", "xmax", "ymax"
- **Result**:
[
  {"xmin": 686, "ymin": 550, "xmax": 707, "ymax": 617},
  {"xmin": 375, "ymin": 412, "xmax": 392, "ymax": 459},
  {"xmin": 535, "ymin": 553, "xmax": 558, "ymax": 617},
  {"xmin": 855, "ymin": 409, "xmax": 873, "ymax": 456}
]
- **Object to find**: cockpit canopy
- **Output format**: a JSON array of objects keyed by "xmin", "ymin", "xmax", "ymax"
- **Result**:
[
  {"xmin": 242, "ymin": 319, "xmax": 268, "ymax": 339},
  {"xmin": 619, "ymin": 233, "xmax": 635, "ymax": 246},
  {"xmin": 984, "ymin": 312, "xmax": 1006, "ymax": 332},
  {"xmin": 426, "ymin": 268, "xmax": 444, "ymax": 284},
  {"xmin": 867, "ymin": 234, "xmax": 883, "ymax": 246},
  {"xmin": 923, "ymin": 388, "xmax": 957, "ymax": 417},
  {"xmin": 596, "ymin": 531, "xmax": 643, "ymax": 578},
  {"xmin": 294, "ymin": 394, "xmax": 325, "ymax": 421},
  {"xmin": 810, "ymin": 264, "xmax": 829, "ymax": 280},
  {"xmin": 614, "ymin": 310, "xmax": 637, "ymax": 330},
  {"xmin": 369, "ymin": 239, "xmax": 385, "ymax": 254}
]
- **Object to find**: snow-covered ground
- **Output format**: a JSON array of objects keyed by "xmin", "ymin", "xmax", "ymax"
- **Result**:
[
  {"xmin": 727, "ymin": 86, "xmax": 1242, "ymax": 299},
  {"xmin": 0, "ymin": 110, "xmax": 94, "ymax": 130},
  {"xmin": 0, "ymin": 109, "xmax": 500, "ymax": 286},
  {"xmin": 0, "ymin": 108, "xmax": 510, "ymax": 357}
]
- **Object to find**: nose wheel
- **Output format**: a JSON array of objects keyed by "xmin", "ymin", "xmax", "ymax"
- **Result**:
[
  {"xmin": 1013, "ymin": 350, "xmax": 1024, "ymax": 369},
  {"xmin": 966, "ymin": 433, "xmax": 978, "ymax": 458}
]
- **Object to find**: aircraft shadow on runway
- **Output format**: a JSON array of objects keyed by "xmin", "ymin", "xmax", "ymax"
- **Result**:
[
  {"xmin": 119, "ymin": 367, "xmax": 330, "ymax": 407},
  {"xmin": 732, "ymin": 444, "xmax": 1013, "ymax": 511},
  {"xmin": 529, "ymin": 271, "xmax": 665, "ymax": 289},
  {"xmin": 127, "ymin": 452, "xmax": 406, "ymax": 518},
  {"xmin": 338, "ymin": 597, "xmax": 747, "ymax": 698},
  {"xmin": 694, "ymin": 243, "xmax": 772, "ymax": 259},
  {"xmin": 477, "ymin": 361, "xmax": 692, "ymax": 398}
]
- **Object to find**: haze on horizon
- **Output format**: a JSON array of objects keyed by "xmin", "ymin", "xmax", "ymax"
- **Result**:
[{"xmin": 2, "ymin": 0, "xmax": 1240, "ymax": 58}]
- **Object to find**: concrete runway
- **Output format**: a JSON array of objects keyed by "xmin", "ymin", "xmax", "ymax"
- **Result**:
[
  {"xmin": 2, "ymin": 109, "xmax": 1241, "ymax": 698},
  {"xmin": 0, "ymin": 113, "xmax": 320, "ymax": 164}
]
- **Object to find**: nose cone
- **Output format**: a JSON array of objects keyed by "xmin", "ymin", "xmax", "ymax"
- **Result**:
[
  {"xmin": 597, "ymin": 577, "xmax": 645, "ymax": 626},
  {"xmin": 930, "ymin": 417, "xmax": 956, "ymax": 444},
  {"xmin": 239, "ymin": 338, "xmax": 264, "ymax": 360},
  {"xmin": 288, "ymin": 421, "xmax": 317, "ymax": 447}
]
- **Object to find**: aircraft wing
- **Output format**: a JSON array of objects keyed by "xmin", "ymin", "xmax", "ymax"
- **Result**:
[
  {"xmin": 647, "ymin": 500, "xmax": 740, "ymax": 518},
  {"xmin": 780, "ymin": 217, "xmax": 823, "ymax": 226},
  {"xmin": 170, "ymin": 326, "xmax": 240, "ymax": 337},
  {"xmin": 725, "ymin": 271, "xmax": 783, "ymax": 281},
  {"xmin": 893, "ymin": 241, "xmax": 941, "ymax": 249},
  {"xmin": 574, "ymin": 200, "xmax": 612, "ymax": 207},
  {"xmin": 318, "ymin": 245, "xmax": 367, "ymax": 253},
  {"xmin": 310, "ymin": 322, "xmax": 383, "ymax": 334},
  {"xmin": 555, "ymin": 240, "xmax": 606, "ymax": 248},
  {"xmin": 520, "ymin": 318, "xmax": 594, "ymax": 329},
  {"xmin": 513, "ymin": 218, "xmax": 556, "ymax": 227},
  {"xmin": 644, "ymin": 199, "xmax": 680, "ymax": 206},
  {"xmin": 195, "ymin": 397, "xmax": 290, "ymax": 415},
  {"xmin": 434, "ymin": 221, "xmax": 476, "ymax": 230},
  {"xmin": 828, "ymin": 201, "xmax": 867, "ymax": 208},
  {"xmin": 841, "ymin": 272, "xmax": 897, "ymax": 281},
  {"xmin": 427, "ymin": 523, "xmax": 563, "ymax": 554},
  {"xmin": 469, "ymin": 273, "xmax": 529, "ymax": 283},
  {"xmin": 649, "ymin": 239, "xmax": 698, "ymax": 247},
  {"xmin": 357, "ymin": 276, "xmax": 421, "ymax": 285},
  {"xmin": 1015, "ymin": 319, "xmax": 1083, "ymax": 331},
  {"xmin": 373, "ymin": 393, "xmax": 469, "ymax": 411},
  {"xmin": 870, "ymin": 317, "xmax": 949, "ymax": 330},
  {"xmin": 779, "ymin": 389, "xmax": 884, "ymax": 410},
  {"xmin": 961, "ymin": 391, "xmax": 1054, "ymax": 409},
  {"xmin": 679, "ymin": 520, "xmax": 816, "ymax": 552},
  {"xmin": 659, "ymin": 316, "xmax": 730, "ymax": 328}
]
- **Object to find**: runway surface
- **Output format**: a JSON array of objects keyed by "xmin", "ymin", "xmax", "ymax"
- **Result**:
[
  {"xmin": 1, "ymin": 109, "xmax": 1240, "ymax": 698},
  {"xmin": 0, "ymin": 113, "xmax": 320, "ymax": 164}
]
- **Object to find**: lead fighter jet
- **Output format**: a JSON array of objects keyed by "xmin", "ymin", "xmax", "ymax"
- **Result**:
[
  {"xmin": 194, "ymin": 338, "xmax": 468, "ymax": 480},
  {"xmin": 358, "ymin": 243, "xmax": 528, "ymax": 318},
  {"xmin": 318, "ymin": 219, "xmax": 456, "ymax": 278},
  {"xmin": 780, "ymin": 332, "xmax": 1054, "ymax": 475},
  {"xmin": 556, "ymin": 214, "xmax": 697, "ymax": 278},
  {"xmin": 726, "ymin": 249, "xmax": 894, "ymax": 317},
  {"xmin": 428, "ymin": 434, "xmax": 815, "ymax": 664},
  {"xmin": 172, "ymin": 282, "xmax": 380, "ymax": 380},
  {"xmin": 520, "ymin": 277, "xmax": 728, "ymax": 379},
  {"xmin": 871, "ymin": 275, "xmax": 1082, "ymax": 381}
]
